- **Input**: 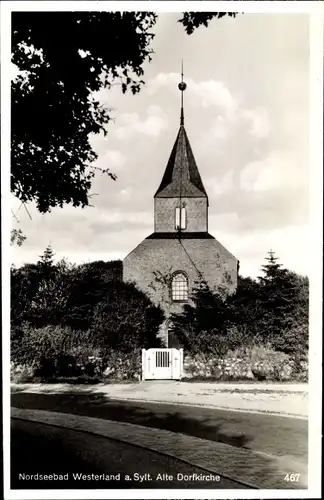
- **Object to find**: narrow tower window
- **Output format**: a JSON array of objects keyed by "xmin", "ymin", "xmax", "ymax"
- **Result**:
[
  {"xmin": 181, "ymin": 206, "xmax": 187, "ymax": 229},
  {"xmin": 175, "ymin": 207, "xmax": 187, "ymax": 230},
  {"xmin": 175, "ymin": 207, "xmax": 180, "ymax": 230},
  {"xmin": 171, "ymin": 272, "xmax": 189, "ymax": 301}
]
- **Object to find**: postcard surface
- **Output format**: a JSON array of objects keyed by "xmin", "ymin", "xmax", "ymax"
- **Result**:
[{"xmin": 2, "ymin": 1, "xmax": 323, "ymax": 499}]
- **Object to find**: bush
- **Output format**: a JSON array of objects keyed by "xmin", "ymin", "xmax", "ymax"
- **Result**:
[
  {"xmin": 270, "ymin": 324, "xmax": 308, "ymax": 356},
  {"xmin": 67, "ymin": 345, "xmax": 104, "ymax": 377},
  {"xmin": 240, "ymin": 344, "xmax": 295, "ymax": 381},
  {"xmin": 11, "ymin": 323, "xmax": 94, "ymax": 377},
  {"xmin": 11, "ymin": 322, "xmax": 142, "ymax": 382},
  {"xmin": 180, "ymin": 330, "xmax": 229, "ymax": 357},
  {"xmin": 172, "ymin": 324, "xmax": 259, "ymax": 359},
  {"xmin": 290, "ymin": 351, "xmax": 308, "ymax": 382},
  {"xmin": 11, "ymin": 324, "xmax": 307, "ymax": 384},
  {"xmin": 11, "ymin": 363, "xmax": 35, "ymax": 383},
  {"xmin": 101, "ymin": 349, "xmax": 142, "ymax": 381}
]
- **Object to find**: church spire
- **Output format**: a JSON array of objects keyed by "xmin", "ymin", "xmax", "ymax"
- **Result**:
[
  {"xmin": 154, "ymin": 64, "xmax": 208, "ymax": 201},
  {"xmin": 178, "ymin": 60, "xmax": 187, "ymax": 126}
]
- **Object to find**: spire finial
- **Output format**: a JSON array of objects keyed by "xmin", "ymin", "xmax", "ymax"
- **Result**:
[{"xmin": 178, "ymin": 59, "xmax": 187, "ymax": 126}]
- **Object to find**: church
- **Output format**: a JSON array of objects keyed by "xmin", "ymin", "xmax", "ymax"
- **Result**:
[{"xmin": 123, "ymin": 73, "xmax": 238, "ymax": 347}]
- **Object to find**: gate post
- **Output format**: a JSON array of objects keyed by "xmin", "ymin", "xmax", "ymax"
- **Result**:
[
  {"xmin": 141, "ymin": 349, "xmax": 146, "ymax": 381},
  {"xmin": 179, "ymin": 348, "xmax": 184, "ymax": 381}
]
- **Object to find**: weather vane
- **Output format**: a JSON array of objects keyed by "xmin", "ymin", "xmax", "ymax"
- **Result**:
[{"xmin": 178, "ymin": 60, "xmax": 187, "ymax": 126}]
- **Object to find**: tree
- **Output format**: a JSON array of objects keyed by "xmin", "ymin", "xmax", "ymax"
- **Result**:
[
  {"xmin": 286, "ymin": 271, "xmax": 309, "ymax": 327},
  {"xmin": 26, "ymin": 247, "xmax": 74, "ymax": 327},
  {"xmin": 179, "ymin": 12, "xmax": 237, "ymax": 34},
  {"xmin": 11, "ymin": 262, "xmax": 40, "ymax": 327},
  {"xmin": 259, "ymin": 250, "xmax": 287, "ymax": 282},
  {"xmin": 257, "ymin": 251, "xmax": 308, "ymax": 354},
  {"xmin": 11, "ymin": 254, "xmax": 123, "ymax": 330},
  {"xmin": 170, "ymin": 280, "xmax": 231, "ymax": 355},
  {"xmin": 91, "ymin": 281, "xmax": 164, "ymax": 352},
  {"xmin": 10, "ymin": 252, "xmax": 164, "ymax": 351},
  {"xmin": 12, "ymin": 11, "xmax": 236, "ymax": 213},
  {"xmin": 169, "ymin": 251, "xmax": 309, "ymax": 357},
  {"xmin": 11, "ymin": 245, "xmax": 75, "ymax": 329},
  {"xmin": 226, "ymin": 274, "xmax": 264, "ymax": 341},
  {"xmin": 62, "ymin": 260, "xmax": 123, "ymax": 331},
  {"xmin": 12, "ymin": 12, "xmax": 157, "ymax": 213}
]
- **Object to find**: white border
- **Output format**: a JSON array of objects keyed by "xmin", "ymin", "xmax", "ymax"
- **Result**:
[
  {"xmin": 1, "ymin": 1, "xmax": 323, "ymax": 499},
  {"xmin": 307, "ymin": 7, "xmax": 323, "ymax": 497},
  {"xmin": 1, "ymin": 1, "xmax": 13, "ymax": 499},
  {"xmin": 0, "ymin": 1, "xmax": 321, "ymax": 14},
  {"xmin": 0, "ymin": 490, "xmax": 321, "ymax": 500}
]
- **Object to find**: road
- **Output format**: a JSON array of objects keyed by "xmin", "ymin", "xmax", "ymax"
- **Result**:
[
  {"xmin": 11, "ymin": 419, "xmax": 245, "ymax": 489},
  {"xmin": 11, "ymin": 390, "xmax": 308, "ymax": 460}
]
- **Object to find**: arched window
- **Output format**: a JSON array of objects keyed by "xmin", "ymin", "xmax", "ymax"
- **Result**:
[{"xmin": 171, "ymin": 272, "xmax": 189, "ymax": 301}]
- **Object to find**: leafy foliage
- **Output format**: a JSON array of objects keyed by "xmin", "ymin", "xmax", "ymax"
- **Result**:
[
  {"xmin": 11, "ymin": 246, "xmax": 164, "ymax": 355},
  {"xmin": 170, "ymin": 281, "xmax": 231, "ymax": 356},
  {"xmin": 101, "ymin": 349, "xmax": 142, "ymax": 381},
  {"xmin": 11, "ymin": 248, "xmax": 308, "ymax": 382},
  {"xmin": 11, "ymin": 263, "xmax": 40, "ymax": 326},
  {"xmin": 11, "ymin": 228, "xmax": 26, "ymax": 246},
  {"xmin": 12, "ymin": 12, "xmax": 157, "ymax": 213},
  {"xmin": 226, "ymin": 275, "xmax": 264, "ymax": 340},
  {"xmin": 13, "ymin": 323, "xmax": 69, "ymax": 371},
  {"xmin": 179, "ymin": 12, "xmax": 238, "ymax": 35},
  {"xmin": 171, "ymin": 251, "xmax": 309, "ymax": 358},
  {"xmin": 11, "ymin": 323, "xmax": 96, "ymax": 377},
  {"xmin": 256, "ymin": 252, "xmax": 309, "ymax": 353},
  {"xmin": 91, "ymin": 281, "xmax": 164, "ymax": 352},
  {"xmin": 11, "ymin": 245, "xmax": 75, "ymax": 328},
  {"xmin": 63, "ymin": 260, "xmax": 123, "ymax": 331}
]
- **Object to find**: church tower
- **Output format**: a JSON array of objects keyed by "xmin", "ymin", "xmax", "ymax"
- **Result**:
[
  {"xmin": 123, "ymin": 68, "xmax": 238, "ymax": 347},
  {"xmin": 154, "ymin": 70, "xmax": 209, "ymax": 236}
]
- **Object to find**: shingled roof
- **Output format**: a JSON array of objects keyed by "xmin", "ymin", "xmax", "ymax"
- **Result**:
[{"xmin": 154, "ymin": 125, "xmax": 208, "ymax": 199}]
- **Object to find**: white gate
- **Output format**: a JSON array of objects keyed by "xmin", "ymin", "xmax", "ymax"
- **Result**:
[{"xmin": 142, "ymin": 348, "xmax": 183, "ymax": 380}]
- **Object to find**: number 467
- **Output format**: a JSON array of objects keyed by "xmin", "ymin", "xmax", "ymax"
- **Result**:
[{"xmin": 284, "ymin": 473, "xmax": 300, "ymax": 482}]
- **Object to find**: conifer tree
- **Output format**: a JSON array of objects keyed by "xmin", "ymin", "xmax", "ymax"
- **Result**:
[
  {"xmin": 30, "ymin": 245, "xmax": 72, "ymax": 326},
  {"xmin": 257, "ymin": 250, "xmax": 308, "ymax": 353},
  {"xmin": 258, "ymin": 250, "xmax": 292, "ymax": 322},
  {"xmin": 170, "ymin": 280, "xmax": 230, "ymax": 355}
]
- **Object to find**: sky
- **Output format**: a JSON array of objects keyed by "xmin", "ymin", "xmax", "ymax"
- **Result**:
[{"xmin": 11, "ymin": 12, "xmax": 311, "ymax": 278}]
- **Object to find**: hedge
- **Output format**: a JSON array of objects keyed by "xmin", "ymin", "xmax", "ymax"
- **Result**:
[{"xmin": 10, "ymin": 323, "xmax": 143, "ymax": 382}]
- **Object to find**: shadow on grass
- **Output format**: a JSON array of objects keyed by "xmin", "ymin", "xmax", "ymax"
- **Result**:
[
  {"xmin": 11, "ymin": 391, "xmax": 252, "ymax": 449},
  {"xmin": 11, "ymin": 376, "xmax": 139, "ymax": 385}
]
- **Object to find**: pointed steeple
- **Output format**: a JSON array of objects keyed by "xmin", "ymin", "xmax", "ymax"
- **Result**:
[
  {"xmin": 155, "ymin": 65, "xmax": 208, "ymax": 200},
  {"xmin": 154, "ymin": 127, "xmax": 208, "ymax": 198}
]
